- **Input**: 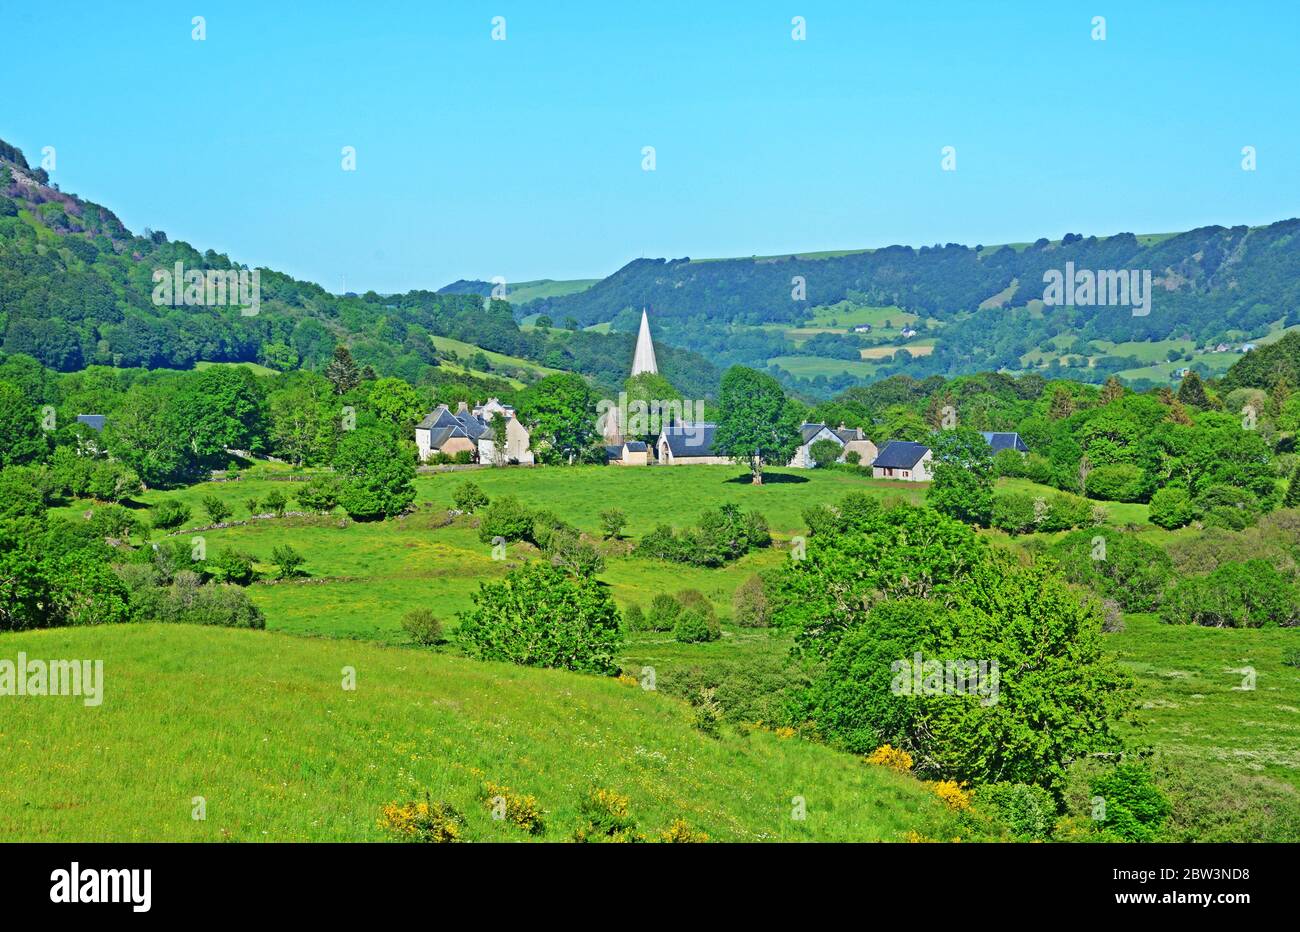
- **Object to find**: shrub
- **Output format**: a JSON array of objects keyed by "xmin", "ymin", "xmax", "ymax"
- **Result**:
[
  {"xmin": 545, "ymin": 527, "xmax": 604, "ymax": 578},
  {"xmin": 269, "ymin": 544, "xmax": 305, "ymax": 579},
  {"xmin": 200, "ymin": 494, "xmax": 231, "ymax": 525},
  {"xmin": 452, "ymin": 481, "xmax": 488, "ymax": 514},
  {"xmin": 975, "ymin": 783, "xmax": 1056, "ymax": 841},
  {"xmin": 796, "ymin": 554, "xmax": 1131, "ymax": 794},
  {"xmin": 572, "ymin": 788, "xmax": 641, "ymax": 843},
  {"xmin": 153, "ymin": 574, "xmax": 266, "ymax": 628},
  {"xmin": 844, "ymin": 450, "xmax": 861, "ymax": 466},
  {"xmin": 646, "ymin": 593, "xmax": 682, "ymax": 632},
  {"xmin": 1148, "ymin": 486, "xmax": 1193, "ymax": 529},
  {"xmin": 245, "ymin": 497, "xmax": 261, "ymax": 517},
  {"xmin": 295, "ymin": 476, "xmax": 340, "ymax": 513},
  {"xmin": 211, "ymin": 547, "xmax": 256, "ymax": 586},
  {"xmin": 1046, "ymin": 527, "xmax": 1172, "ymax": 612},
  {"xmin": 263, "ymin": 488, "xmax": 288, "ymax": 517},
  {"xmin": 456, "ymin": 562, "xmax": 622, "ymax": 674},
  {"xmin": 623, "ymin": 603, "xmax": 646, "ymax": 631},
  {"xmin": 86, "ymin": 461, "xmax": 141, "ymax": 502},
  {"xmin": 378, "ymin": 797, "xmax": 465, "ymax": 843},
  {"xmin": 1160, "ymin": 559, "xmax": 1300, "ymax": 627},
  {"xmin": 150, "ymin": 499, "xmax": 192, "ymax": 531},
  {"xmin": 809, "ymin": 438, "xmax": 843, "ymax": 467},
  {"xmin": 990, "ymin": 491, "xmax": 1037, "ymax": 534},
  {"xmin": 659, "ymin": 819, "xmax": 708, "ymax": 843},
  {"xmin": 636, "ymin": 504, "xmax": 769, "ymax": 567},
  {"xmin": 1089, "ymin": 764, "xmax": 1171, "ymax": 842},
  {"xmin": 452, "ymin": 449, "xmax": 474, "ymax": 465},
  {"xmin": 89, "ymin": 504, "xmax": 141, "ymax": 541},
  {"xmin": 1195, "ymin": 483, "xmax": 1260, "ymax": 531},
  {"xmin": 732, "ymin": 573, "xmax": 771, "ymax": 628},
  {"xmin": 865, "ymin": 744, "xmax": 913, "ymax": 772},
  {"xmin": 1083, "ymin": 463, "xmax": 1147, "ymax": 503},
  {"xmin": 477, "ymin": 495, "xmax": 534, "ymax": 544},
  {"xmin": 673, "ymin": 607, "xmax": 720, "ymax": 643},
  {"xmin": 401, "ymin": 608, "xmax": 443, "ymax": 645},
  {"xmin": 599, "ymin": 508, "xmax": 627, "ymax": 539},
  {"xmin": 481, "ymin": 782, "xmax": 545, "ymax": 835},
  {"xmin": 931, "ymin": 780, "xmax": 973, "ymax": 812},
  {"xmin": 529, "ymin": 509, "xmax": 575, "ymax": 550}
]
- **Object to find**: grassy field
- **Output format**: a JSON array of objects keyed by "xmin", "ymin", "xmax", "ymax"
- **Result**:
[
  {"xmin": 27, "ymin": 463, "xmax": 1300, "ymax": 840},
  {"xmin": 506, "ymin": 278, "xmax": 598, "ymax": 305},
  {"xmin": 430, "ymin": 335, "xmax": 563, "ymax": 382},
  {"xmin": 0, "ymin": 624, "xmax": 975, "ymax": 842}
]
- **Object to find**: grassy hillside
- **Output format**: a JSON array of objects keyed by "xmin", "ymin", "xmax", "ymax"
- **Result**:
[{"xmin": 0, "ymin": 624, "xmax": 972, "ymax": 842}]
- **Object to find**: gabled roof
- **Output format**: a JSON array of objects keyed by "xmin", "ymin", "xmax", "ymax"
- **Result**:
[
  {"xmin": 623, "ymin": 440, "xmax": 648, "ymax": 452},
  {"xmin": 659, "ymin": 423, "xmax": 718, "ymax": 457},
  {"xmin": 833, "ymin": 426, "xmax": 866, "ymax": 443},
  {"xmin": 872, "ymin": 440, "xmax": 930, "ymax": 469},
  {"xmin": 980, "ymin": 431, "xmax": 1029, "ymax": 453},
  {"xmin": 799, "ymin": 422, "xmax": 841, "ymax": 445}
]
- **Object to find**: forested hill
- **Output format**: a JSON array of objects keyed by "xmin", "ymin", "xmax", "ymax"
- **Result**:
[
  {"xmin": 0, "ymin": 139, "xmax": 718, "ymax": 399},
  {"xmin": 524, "ymin": 220, "xmax": 1300, "ymax": 379}
]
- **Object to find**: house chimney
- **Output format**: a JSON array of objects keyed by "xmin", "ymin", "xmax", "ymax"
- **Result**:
[{"xmin": 457, "ymin": 401, "xmax": 468, "ymax": 414}]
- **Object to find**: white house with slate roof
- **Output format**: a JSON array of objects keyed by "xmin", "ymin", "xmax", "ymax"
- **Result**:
[
  {"xmin": 870, "ymin": 440, "xmax": 934, "ymax": 481},
  {"xmin": 656, "ymin": 423, "xmax": 731, "ymax": 465},
  {"xmin": 788, "ymin": 422, "xmax": 878, "ymax": 467},
  {"xmin": 415, "ymin": 398, "xmax": 534, "ymax": 464}
]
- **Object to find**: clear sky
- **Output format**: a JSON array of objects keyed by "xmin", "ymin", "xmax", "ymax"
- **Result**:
[{"xmin": 2, "ymin": 1, "xmax": 1296, "ymax": 294}]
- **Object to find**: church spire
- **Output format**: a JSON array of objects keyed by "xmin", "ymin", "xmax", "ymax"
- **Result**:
[{"xmin": 631, "ymin": 307, "xmax": 658, "ymax": 376}]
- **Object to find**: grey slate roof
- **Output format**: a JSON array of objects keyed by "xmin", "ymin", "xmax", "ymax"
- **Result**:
[
  {"xmin": 76, "ymin": 414, "xmax": 106, "ymax": 432},
  {"xmin": 660, "ymin": 423, "xmax": 718, "ymax": 457},
  {"xmin": 872, "ymin": 440, "xmax": 930, "ymax": 469},
  {"xmin": 623, "ymin": 440, "xmax": 647, "ymax": 452},
  {"xmin": 980, "ymin": 431, "xmax": 1029, "ymax": 453}
]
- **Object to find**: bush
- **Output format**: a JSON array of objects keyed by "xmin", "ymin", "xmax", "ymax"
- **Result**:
[
  {"xmin": 529, "ymin": 509, "xmax": 575, "ymax": 550},
  {"xmin": 990, "ymin": 491, "xmax": 1037, "ymax": 534},
  {"xmin": 545, "ymin": 528, "xmax": 604, "ymax": 577},
  {"xmin": 796, "ymin": 554, "xmax": 1131, "ymax": 794},
  {"xmin": 481, "ymin": 782, "xmax": 545, "ymax": 835},
  {"xmin": 599, "ymin": 508, "xmax": 627, "ymax": 539},
  {"xmin": 809, "ymin": 438, "xmax": 842, "ymax": 467},
  {"xmin": 637, "ymin": 504, "xmax": 770, "ymax": 567},
  {"xmin": 844, "ymin": 450, "xmax": 861, "ymax": 466},
  {"xmin": 673, "ymin": 607, "xmax": 720, "ymax": 643},
  {"xmin": 659, "ymin": 819, "xmax": 708, "ymax": 843},
  {"xmin": 456, "ymin": 562, "xmax": 622, "ymax": 674},
  {"xmin": 1148, "ymin": 486, "xmax": 1193, "ymax": 529},
  {"xmin": 1160, "ymin": 559, "xmax": 1300, "ymax": 627},
  {"xmin": 263, "ymin": 488, "xmax": 288, "ymax": 517},
  {"xmin": 732, "ymin": 574, "xmax": 771, "ymax": 627},
  {"xmin": 452, "ymin": 481, "xmax": 488, "ymax": 514},
  {"xmin": 646, "ymin": 593, "xmax": 682, "ymax": 632},
  {"xmin": 401, "ymin": 608, "xmax": 443, "ymax": 645},
  {"xmin": 1046, "ymin": 528, "xmax": 1172, "ymax": 612},
  {"xmin": 477, "ymin": 495, "xmax": 534, "ymax": 544},
  {"xmin": 211, "ymin": 547, "xmax": 256, "ymax": 586},
  {"xmin": 975, "ymin": 783, "xmax": 1057, "ymax": 841},
  {"xmin": 1084, "ymin": 463, "xmax": 1146, "ymax": 502},
  {"xmin": 200, "ymin": 494, "xmax": 231, "ymax": 524},
  {"xmin": 623, "ymin": 603, "xmax": 646, "ymax": 631},
  {"xmin": 245, "ymin": 497, "xmax": 261, "ymax": 517},
  {"xmin": 270, "ymin": 544, "xmax": 305, "ymax": 579},
  {"xmin": 295, "ymin": 476, "xmax": 340, "ymax": 513},
  {"xmin": 379, "ymin": 797, "xmax": 465, "ymax": 843},
  {"xmin": 86, "ymin": 461, "xmax": 141, "ymax": 502},
  {"xmin": 1089, "ymin": 764, "xmax": 1171, "ymax": 842},
  {"xmin": 150, "ymin": 499, "xmax": 192, "ymax": 531},
  {"xmin": 153, "ymin": 574, "xmax": 266, "ymax": 628},
  {"xmin": 89, "ymin": 504, "xmax": 141, "ymax": 541},
  {"xmin": 1195, "ymin": 483, "xmax": 1260, "ymax": 531},
  {"xmin": 572, "ymin": 788, "xmax": 641, "ymax": 843}
]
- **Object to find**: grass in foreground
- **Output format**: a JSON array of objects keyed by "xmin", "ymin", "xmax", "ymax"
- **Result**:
[{"xmin": 0, "ymin": 625, "xmax": 974, "ymax": 842}]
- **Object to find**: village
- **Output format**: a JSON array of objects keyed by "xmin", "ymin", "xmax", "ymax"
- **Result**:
[{"xmin": 412, "ymin": 309, "xmax": 1030, "ymax": 477}]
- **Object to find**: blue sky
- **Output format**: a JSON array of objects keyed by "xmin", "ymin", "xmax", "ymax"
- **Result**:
[{"xmin": 2, "ymin": 1, "xmax": 1296, "ymax": 293}]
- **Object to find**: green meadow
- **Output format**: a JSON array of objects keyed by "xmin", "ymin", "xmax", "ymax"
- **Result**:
[
  {"xmin": 0, "ymin": 624, "xmax": 972, "ymax": 842},
  {"xmin": 19, "ymin": 464, "xmax": 1300, "ymax": 839}
]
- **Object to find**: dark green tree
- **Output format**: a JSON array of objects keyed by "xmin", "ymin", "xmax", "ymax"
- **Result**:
[{"xmin": 713, "ymin": 366, "xmax": 801, "ymax": 484}]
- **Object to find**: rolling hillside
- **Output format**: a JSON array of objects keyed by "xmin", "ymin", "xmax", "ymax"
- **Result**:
[{"xmin": 0, "ymin": 624, "xmax": 976, "ymax": 842}]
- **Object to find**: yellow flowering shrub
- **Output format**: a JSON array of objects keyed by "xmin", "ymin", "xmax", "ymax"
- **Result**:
[
  {"xmin": 930, "ymin": 780, "xmax": 973, "ymax": 812},
  {"xmin": 865, "ymin": 744, "xmax": 914, "ymax": 772},
  {"xmin": 573, "ymin": 787, "xmax": 644, "ymax": 843},
  {"xmin": 481, "ymin": 781, "xmax": 546, "ymax": 835},
  {"xmin": 774, "ymin": 725, "xmax": 796, "ymax": 739},
  {"xmin": 659, "ymin": 818, "xmax": 709, "ymax": 843},
  {"xmin": 616, "ymin": 673, "xmax": 639, "ymax": 687},
  {"xmin": 378, "ymin": 798, "xmax": 465, "ymax": 843}
]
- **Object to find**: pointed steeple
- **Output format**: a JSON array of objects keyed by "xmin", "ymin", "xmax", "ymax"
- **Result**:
[{"xmin": 631, "ymin": 307, "xmax": 658, "ymax": 376}]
